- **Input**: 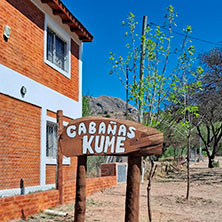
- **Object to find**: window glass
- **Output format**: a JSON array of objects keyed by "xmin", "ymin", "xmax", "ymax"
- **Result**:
[
  {"xmin": 47, "ymin": 28, "xmax": 54, "ymax": 63},
  {"xmin": 46, "ymin": 121, "xmax": 58, "ymax": 158},
  {"xmin": 55, "ymin": 36, "xmax": 65, "ymax": 70}
]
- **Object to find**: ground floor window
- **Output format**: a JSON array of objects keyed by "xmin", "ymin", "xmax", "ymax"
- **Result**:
[{"xmin": 46, "ymin": 121, "xmax": 58, "ymax": 158}]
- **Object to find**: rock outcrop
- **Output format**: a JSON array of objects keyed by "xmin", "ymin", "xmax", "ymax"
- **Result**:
[{"xmin": 88, "ymin": 95, "xmax": 138, "ymax": 121}]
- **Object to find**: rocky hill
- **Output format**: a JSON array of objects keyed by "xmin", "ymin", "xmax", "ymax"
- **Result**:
[{"xmin": 88, "ymin": 95, "xmax": 138, "ymax": 121}]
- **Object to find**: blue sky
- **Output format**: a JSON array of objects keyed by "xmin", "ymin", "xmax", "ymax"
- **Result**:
[{"xmin": 62, "ymin": 0, "xmax": 222, "ymax": 101}]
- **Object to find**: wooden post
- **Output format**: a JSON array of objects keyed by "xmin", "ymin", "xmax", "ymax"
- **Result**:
[
  {"xmin": 126, "ymin": 64, "xmax": 129, "ymax": 120},
  {"xmin": 56, "ymin": 110, "xmax": 64, "ymax": 204},
  {"xmin": 74, "ymin": 155, "xmax": 87, "ymax": 222},
  {"xmin": 138, "ymin": 16, "xmax": 147, "ymax": 123},
  {"xmin": 125, "ymin": 156, "xmax": 141, "ymax": 222}
]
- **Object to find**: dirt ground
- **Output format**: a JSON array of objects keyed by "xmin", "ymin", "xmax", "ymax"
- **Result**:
[{"xmin": 13, "ymin": 157, "xmax": 222, "ymax": 222}]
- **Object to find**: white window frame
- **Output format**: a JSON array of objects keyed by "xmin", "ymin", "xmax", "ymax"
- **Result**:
[
  {"xmin": 44, "ymin": 15, "xmax": 71, "ymax": 79},
  {"xmin": 45, "ymin": 115, "xmax": 70, "ymax": 165}
]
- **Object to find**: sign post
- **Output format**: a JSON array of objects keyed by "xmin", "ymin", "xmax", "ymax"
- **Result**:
[
  {"xmin": 74, "ymin": 155, "xmax": 87, "ymax": 222},
  {"xmin": 125, "ymin": 156, "xmax": 141, "ymax": 222},
  {"xmin": 56, "ymin": 110, "xmax": 64, "ymax": 204},
  {"xmin": 60, "ymin": 116, "xmax": 163, "ymax": 222}
]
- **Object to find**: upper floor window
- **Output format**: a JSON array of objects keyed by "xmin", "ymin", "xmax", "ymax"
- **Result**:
[
  {"xmin": 47, "ymin": 27, "xmax": 67, "ymax": 71},
  {"xmin": 44, "ymin": 16, "xmax": 71, "ymax": 78}
]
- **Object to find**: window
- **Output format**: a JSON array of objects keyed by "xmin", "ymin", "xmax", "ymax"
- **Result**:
[
  {"xmin": 46, "ymin": 120, "xmax": 70, "ymax": 165},
  {"xmin": 46, "ymin": 121, "xmax": 58, "ymax": 158},
  {"xmin": 44, "ymin": 16, "xmax": 71, "ymax": 78},
  {"xmin": 47, "ymin": 27, "xmax": 67, "ymax": 71}
]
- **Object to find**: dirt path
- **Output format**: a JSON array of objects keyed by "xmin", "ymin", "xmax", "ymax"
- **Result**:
[{"xmin": 13, "ymin": 157, "xmax": 222, "ymax": 222}]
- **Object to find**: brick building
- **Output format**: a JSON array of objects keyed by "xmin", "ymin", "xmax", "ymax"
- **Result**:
[{"xmin": 0, "ymin": 0, "xmax": 93, "ymax": 197}]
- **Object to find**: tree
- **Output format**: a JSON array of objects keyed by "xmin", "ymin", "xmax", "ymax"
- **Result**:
[
  {"xmin": 195, "ymin": 48, "xmax": 222, "ymax": 168},
  {"xmin": 108, "ymin": 4, "xmax": 202, "ymax": 213},
  {"xmin": 108, "ymin": 6, "xmax": 177, "ymax": 126},
  {"xmin": 167, "ymin": 66, "xmax": 203, "ymax": 200},
  {"xmin": 108, "ymin": 6, "xmax": 202, "ymax": 130},
  {"xmin": 82, "ymin": 95, "xmax": 91, "ymax": 117}
]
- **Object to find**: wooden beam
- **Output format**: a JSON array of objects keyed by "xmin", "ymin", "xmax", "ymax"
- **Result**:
[
  {"xmin": 61, "ymin": 116, "xmax": 163, "ymax": 157},
  {"xmin": 79, "ymin": 37, "xmax": 90, "ymax": 42},
  {"xmin": 79, "ymin": 37, "xmax": 87, "ymax": 40},
  {"xmin": 41, "ymin": 0, "xmax": 51, "ymax": 3},
  {"xmin": 70, "ymin": 27, "xmax": 81, "ymax": 33},
  {"xmin": 62, "ymin": 19, "xmax": 73, "ymax": 25},
  {"xmin": 53, "ymin": 9, "xmax": 63, "ymax": 15}
]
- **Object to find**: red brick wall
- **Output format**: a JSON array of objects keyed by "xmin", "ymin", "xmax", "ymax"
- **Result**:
[
  {"xmin": 0, "ymin": 176, "xmax": 117, "ymax": 221},
  {"xmin": 86, "ymin": 176, "xmax": 117, "ymax": 197},
  {"xmin": 0, "ymin": 190, "xmax": 59, "ymax": 221},
  {"xmin": 0, "ymin": 93, "xmax": 41, "ymax": 189},
  {"xmin": 0, "ymin": 0, "xmax": 79, "ymax": 101},
  {"xmin": 101, "ymin": 163, "xmax": 117, "ymax": 177},
  {"xmin": 45, "ymin": 165, "xmax": 56, "ymax": 185},
  {"xmin": 46, "ymin": 157, "xmax": 77, "ymax": 185},
  {"xmin": 63, "ymin": 180, "xmax": 76, "ymax": 203},
  {"xmin": 63, "ymin": 176, "xmax": 117, "ymax": 204}
]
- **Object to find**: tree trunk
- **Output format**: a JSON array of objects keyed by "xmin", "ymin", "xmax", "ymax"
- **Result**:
[
  {"xmin": 208, "ymin": 157, "xmax": 214, "ymax": 168},
  {"xmin": 186, "ymin": 132, "xmax": 190, "ymax": 200},
  {"xmin": 206, "ymin": 149, "xmax": 215, "ymax": 168},
  {"xmin": 147, "ymin": 159, "xmax": 156, "ymax": 222}
]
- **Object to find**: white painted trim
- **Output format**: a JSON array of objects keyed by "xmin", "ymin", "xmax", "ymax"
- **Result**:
[
  {"xmin": 63, "ymin": 121, "xmax": 69, "ymax": 126},
  {"xmin": 45, "ymin": 116, "xmax": 68, "ymax": 126},
  {"xmin": 40, "ymin": 108, "xmax": 47, "ymax": 186},
  {"xmin": 78, "ymin": 43, "xmax": 83, "ymax": 115},
  {"xmin": 0, "ymin": 64, "xmax": 81, "ymax": 119},
  {"xmin": 44, "ymin": 15, "xmax": 71, "ymax": 78},
  {"xmin": 45, "ymin": 157, "xmax": 71, "ymax": 165},
  {"xmin": 0, "ymin": 184, "xmax": 56, "ymax": 198}
]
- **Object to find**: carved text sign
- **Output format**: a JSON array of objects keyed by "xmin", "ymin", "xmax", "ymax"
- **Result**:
[{"xmin": 60, "ymin": 116, "xmax": 163, "ymax": 157}]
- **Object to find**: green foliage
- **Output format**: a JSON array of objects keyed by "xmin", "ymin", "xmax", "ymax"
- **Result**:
[
  {"xmin": 161, "ymin": 146, "xmax": 187, "ymax": 159},
  {"xmin": 162, "ymin": 147, "xmax": 175, "ymax": 158},
  {"xmin": 213, "ymin": 160, "xmax": 220, "ymax": 168},
  {"xmin": 104, "ymin": 113, "xmax": 111, "ymax": 118},
  {"xmin": 202, "ymin": 151, "xmax": 207, "ymax": 156},
  {"xmin": 87, "ymin": 156, "xmax": 106, "ymax": 177},
  {"xmin": 108, "ymin": 5, "xmax": 202, "ymax": 130},
  {"xmin": 82, "ymin": 95, "xmax": 91, "ymax": 117}
]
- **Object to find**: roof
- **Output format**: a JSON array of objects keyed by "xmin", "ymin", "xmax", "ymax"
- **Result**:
[{"xmin": 41, "ymin": 0, "xmax": 93, "ymax": 42}]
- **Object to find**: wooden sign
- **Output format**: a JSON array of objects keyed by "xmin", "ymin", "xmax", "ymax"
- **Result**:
[{"xmin": 60, "ymin": 116, "xmax": 163, "ymax": 157}]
